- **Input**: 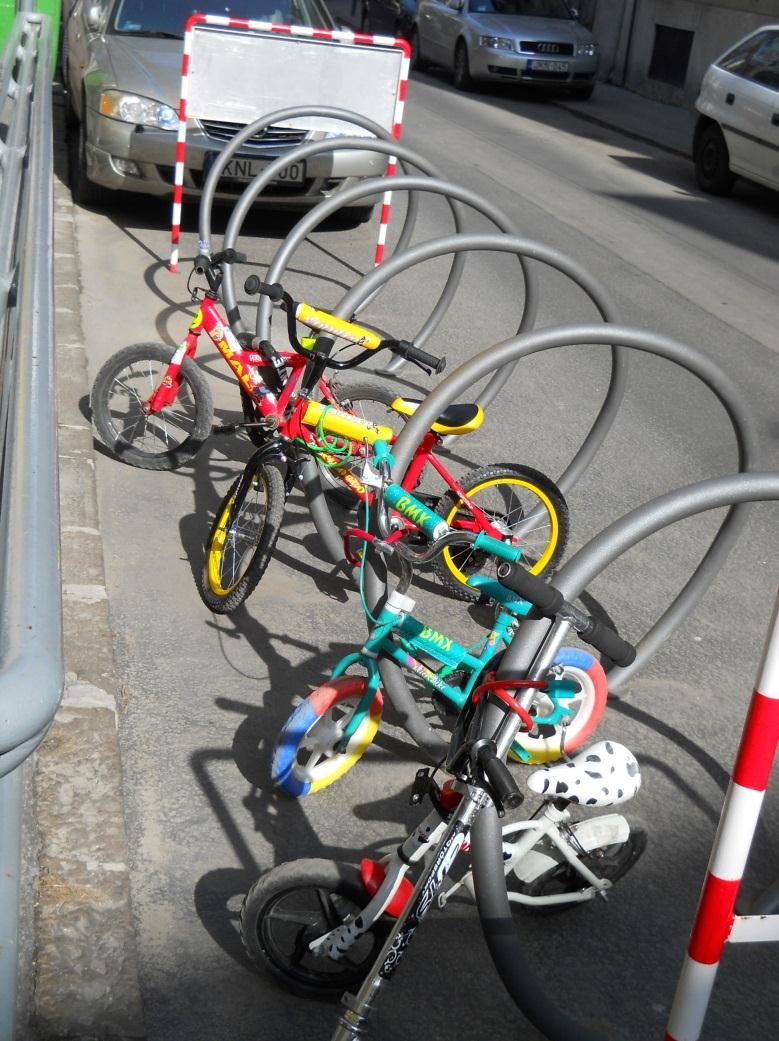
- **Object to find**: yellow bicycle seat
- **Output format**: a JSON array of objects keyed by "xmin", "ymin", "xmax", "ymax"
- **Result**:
[{"xmin": 390, "ymin": 398, "xmax": 484, "ymax": 436}]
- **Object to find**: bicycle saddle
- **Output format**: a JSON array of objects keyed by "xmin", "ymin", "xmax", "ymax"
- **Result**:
[
  {"xmin": 526, "ymin": 740, "xmax": 641, "ymax": 808},
  {"xmin": 390, "ymin": 398, "xmax": 484, "ymax": 435}
]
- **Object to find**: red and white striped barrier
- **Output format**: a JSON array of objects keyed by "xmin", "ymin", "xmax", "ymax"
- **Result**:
[
  {"xmin": 170, "ymin": 13, "xmax": 410, "ymax": 272},
  {"xmin": 665, "ymin": 591, "xmax": 779, "ymax": 1041}
]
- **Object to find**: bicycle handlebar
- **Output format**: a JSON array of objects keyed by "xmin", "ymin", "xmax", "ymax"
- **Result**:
[
  {"xmin": 243, "ymin": 276, "xmax": 446, "ymax": 376},
  {"xmin": 386, "ymin": 339, "xmax": 447, "ymax": 375},
  {"xmin": 496, "ymin": 561, "xmax": 636, "ymax": 667},
  {"xmin": 475, "ymin": 741, "xmax": 524, "ymax": 811},
  {"xmin": 193, "ymin": 250, "xmax": 247, "ymax": 293}
]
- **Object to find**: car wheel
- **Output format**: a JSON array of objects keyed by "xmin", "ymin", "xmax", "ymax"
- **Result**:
[
  {"xmin": 410, "ymin": 28, "xmax": 428, "ymax": 70},
  {"xmin": 453, "ymin": 40, "xmax": 474, "ymax": 91},
  {"xmin": 694, "ymin": 122, "xmax": 736, "ymax": 195},
  {"xmin": 69, "ymin": 113, "xmax": 113, "ymax": 208}
]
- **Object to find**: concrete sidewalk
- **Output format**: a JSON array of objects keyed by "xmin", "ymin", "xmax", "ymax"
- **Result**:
[
  {"xmin": 327, "ymin": 0, "xmax": 695, "ymax": 158},
  {"xmin": 555, "ymin": 81, "xmax": 694, "ymax": 158}
]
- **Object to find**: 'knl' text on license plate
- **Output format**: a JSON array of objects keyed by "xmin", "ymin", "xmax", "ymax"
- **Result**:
[
  {"xmin": 528, "ymin": 59, "xmax": 569, "ymax": 73},
  {"xmin": 216, "ymin": 156, "xmax": 306, "ymax": 184}
]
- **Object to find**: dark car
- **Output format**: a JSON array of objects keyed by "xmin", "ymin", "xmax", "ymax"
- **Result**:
[{"xmin": 359, "ymin": 0, "xmax": 417, "ymax": 40}]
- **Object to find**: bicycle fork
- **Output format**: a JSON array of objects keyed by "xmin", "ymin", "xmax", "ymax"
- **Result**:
[{"xmin": 326, "ymin": 785, "xmax": 490, "ymax": 1041}]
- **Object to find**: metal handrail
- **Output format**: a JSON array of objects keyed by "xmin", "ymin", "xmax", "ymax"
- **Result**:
[{"xmin": 0, "ymin": 12, "xmax": 60, "ymax": 1040}]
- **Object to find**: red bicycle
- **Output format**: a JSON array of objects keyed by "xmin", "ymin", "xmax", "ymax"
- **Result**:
[
  {"xmin": 90, "ymin": 250, "xmax": 336, "ymax": 471},
  {"xmin": 195, "ymin": 276, "xmax": 569, "ymax": 612},
  {"xmin": 90, "ymin": 253, "xmax": 568, "ymax": 610}
]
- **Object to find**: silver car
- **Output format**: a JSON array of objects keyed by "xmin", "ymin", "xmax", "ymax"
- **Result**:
[
  {"xmin": 63, "ymin": 0, "xmax": 385, "ymax": 212},
  {"xmin": 411, "ymin": 0, "xmax": 598, "ymax": 97}
]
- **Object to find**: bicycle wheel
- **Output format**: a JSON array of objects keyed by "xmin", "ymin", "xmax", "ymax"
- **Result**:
[
  {"xmin": 510, "ymin": 822, "xmax": 647, "ymax": 912},
  {"xmin": 510, "ymin": 648, "xmax": 607, "ymax": 765},
  {"xmin": 272, "ymin": 676, "xmax": 383, "ymax": 796},
  {"xmin": 90, "ymin": 342, "xmax": 213, "ymax": 470},
  {"xmin": 241, "ymin": 859, "xmax": 392, "ymax": 999},
  {"xmin": 433, "ymin": 464, "xmax": 569, "ymax": 601},
  {"xmin": 316, "ymin": 379, "xmax": 402, "ymax": 506},
  {"xmin": 198, "ymin": 458, "xmax": 286, "ymax": 613}
]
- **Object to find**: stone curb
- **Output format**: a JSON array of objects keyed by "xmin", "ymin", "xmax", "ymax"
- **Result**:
[{"xmin": 28, "ymin": 94, "xmax": 146, "ymax": 1041}]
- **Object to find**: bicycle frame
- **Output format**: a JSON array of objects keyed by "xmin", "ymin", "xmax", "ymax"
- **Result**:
[
  {"xmin": 138, "ymin": 292, "xmax": 509, "ymax": 542},
  {"xmin": 327, "ymin": 588, "xmax": 577, "ymax": 760},
  {"xmin": 322, "ymin": 616, "xmax": 608, "ymax": 1041},
  {"xmin": 143, "ymin": 292, "xmax": 312, "ymax": 416}
]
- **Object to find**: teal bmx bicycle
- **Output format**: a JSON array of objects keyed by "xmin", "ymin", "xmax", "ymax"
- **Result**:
[{"xmin": 271, "ymin": 441, "xmax": 608, "ymax": 796}]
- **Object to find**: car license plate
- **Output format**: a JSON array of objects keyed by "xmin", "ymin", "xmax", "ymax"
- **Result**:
[
  {"xmin": 207, "ymin": 154, "xmax": 306, "ymax": 184},
  {"xmin": 528, "ymin": 59, "xmax": 569, "ymax": 73}
]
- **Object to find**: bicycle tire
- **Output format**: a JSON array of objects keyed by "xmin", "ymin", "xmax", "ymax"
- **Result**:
[
  {"xmin": 509, "ymin": 647, "xmax": 607, "ymax": 765},
  {"xmin": 90, "ymin": 342, "xmax": 213, "ymax": 470},
  {"xmin": 198, "ymin": 457, "xmax": 286, "ymax": 613},
  {"xmin": 511, "ymin": 823, "xmax": 647, "ymax": 913},
  {"xmin": 272, "ymin": 677, "xmax": 383, "ymax": 796},
  {"xmin": 240, "ymin": 859, "xmax": 392, "ymax": 999},
  {"xmin": 432, "ymin": 464, "xmax": 569, "ymax": 601}
]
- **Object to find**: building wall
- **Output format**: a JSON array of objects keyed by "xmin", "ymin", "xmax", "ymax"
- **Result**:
[{"xmin": 593, "ymin": 0, "xmax": 779, "ymax": 104}]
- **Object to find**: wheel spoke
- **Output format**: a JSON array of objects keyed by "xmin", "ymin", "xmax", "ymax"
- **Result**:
[{"xmin": 316, "ymin": 888, "xmax": 344, "ymax": 931}]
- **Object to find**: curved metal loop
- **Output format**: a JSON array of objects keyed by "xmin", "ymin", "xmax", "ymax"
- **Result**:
[
  {"xmin": 387, "ymin": 322, "xmax": 756, "ymax": 698},
  {"xmin": 341, "ymin": 230, "xmax": 625, "ymax": 494},
  {"xmin": 198, "ymin": 104, "xmax": 399, "ymax": 257},
  {"xmin": 302, "ymin": 228, "xmax": 626, "ymax": 626},
  {"xmin": 219, "ymin": 135, "xmax": 472, "ymax": 337}
]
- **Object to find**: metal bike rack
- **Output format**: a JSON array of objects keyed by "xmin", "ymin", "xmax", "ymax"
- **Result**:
[
  {"xmin": 0, "ymin": 12, "xmax": 60, "ymax": 1039},
  {"xmin": 376, "ymin": 323, "xmax": 756, "ymax": 758},
  {"xmin": 470, "ymin": 471, "xmax": 779, "ymax": 1041},
  {"xmin": 195, "ymin": 109, "xmax": 636, "ymax": 751},
  {"xmin": 243, "ymin": 219, "xmax": 628, "ymax": 584},
  {"xmin": 196, "ymin": 105, "xmax": 449, "ymax": 334}
]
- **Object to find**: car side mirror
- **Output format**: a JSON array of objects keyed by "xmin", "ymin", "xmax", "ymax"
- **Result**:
[{"xmin": 85, "ymin": 4, "xmax": 103, "ymax": 32}]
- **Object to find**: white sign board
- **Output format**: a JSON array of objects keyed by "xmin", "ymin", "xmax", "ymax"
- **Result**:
[
  {"xmin": 187, "ymin": 29, "xmax": 404, "ymax": 136},
  {"xmin": 169, "ymin": 16, "xmax": 410, "ymax": 270}
]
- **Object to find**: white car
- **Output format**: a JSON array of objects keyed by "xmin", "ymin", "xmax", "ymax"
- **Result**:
[{"xmin": 693, "ymin": 25, "xmax": 779, "ymax": 195}]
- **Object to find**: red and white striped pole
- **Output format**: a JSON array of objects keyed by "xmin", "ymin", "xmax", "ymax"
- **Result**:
[
  {"xmin": 665, "ymin": 590, "xmax": 779, "ymax": 1041},
  {"xmin": 169, "ymin": 15, "xmax": 410, "ymax": 273},
  {"xmin": 373, "ymin": 46, "xmax": 408, "ymax": 266}
]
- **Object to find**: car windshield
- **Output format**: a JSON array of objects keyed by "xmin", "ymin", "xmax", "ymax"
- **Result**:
[
  {"xmin": 110, "ymin": 0, "xmax": 334, "ymax": 38},
  {"xmin": 468, "ymin": 0, "xmax": 573, "ymax": 18}
]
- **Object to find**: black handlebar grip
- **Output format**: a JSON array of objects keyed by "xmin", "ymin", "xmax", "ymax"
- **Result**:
[
  {"xmin": 477, "ymin": 745, "xmax": 524, "ymax": 810},
  {"xmin": 403, "ymin": 342, "xmax": 446, "ymax": 374},
  {"xmin": 496, "ymin": 561, "xmax": 564, "ymax": 617},
  {"xmin": 580, "ymin": 616, "xmax": 637, "ymax": 668},
  {"xmin": 244, "ymin": 277, "xmax": 284, "ymax": 302}
]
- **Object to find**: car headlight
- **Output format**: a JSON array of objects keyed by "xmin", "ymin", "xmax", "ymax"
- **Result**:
[
  {"xmin": 479, "ymin": 36, "xmax": 514, "ymax": 51},
  {"xmin": 576, "ymin": 42, "xmax": 599, "ymax": 57},
  {"xmin": 99, "ymin": 90, "xmax": 179, "ymax": 130}
]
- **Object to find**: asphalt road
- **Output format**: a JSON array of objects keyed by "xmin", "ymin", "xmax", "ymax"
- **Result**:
[{"xmin": 72, "ymin": 72, "xmax": 779, "ymax": 1041}]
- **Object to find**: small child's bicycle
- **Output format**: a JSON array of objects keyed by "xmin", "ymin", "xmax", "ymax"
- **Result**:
[
  {"xmin": 241, "ymin": 527, "xmax": 646, "ymax": 1023},
  {"xmin": 271, "ymin": 444, "xmax": 605, "ymax": 795},
  {"xmin": 193, "ymin": 279, "xmax": 568, "ymax": 611}
]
